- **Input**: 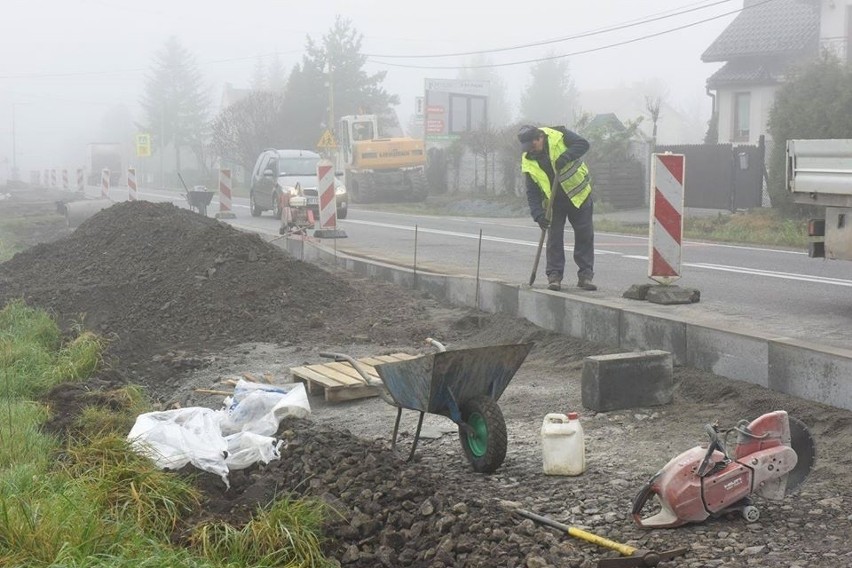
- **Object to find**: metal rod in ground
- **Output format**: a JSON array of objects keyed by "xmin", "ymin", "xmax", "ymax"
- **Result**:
[
  {"xmin": 413, "ymin": 224, "xmax": 418, "ymax": 290},
  {"xmin": 475, "ymin": 228, "xmax": 482, "ymax": 309}
]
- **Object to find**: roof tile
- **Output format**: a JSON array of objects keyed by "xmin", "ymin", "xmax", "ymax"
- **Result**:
[{"xmin": 701, "ymin": 0, "xmax": 819, "ymax": 62}]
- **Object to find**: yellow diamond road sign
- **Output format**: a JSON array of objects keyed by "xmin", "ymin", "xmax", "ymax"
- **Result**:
[
  {"xmin": 135, "ymin": 133, "xmax": 151, "ymax": 157},
  {"xmin": 317, "ymin": 129, "xmax": 337, "ymax": 149}
]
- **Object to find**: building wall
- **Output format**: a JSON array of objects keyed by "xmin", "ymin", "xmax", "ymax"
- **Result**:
[
  {"xmin": 715, "ymin": 84, "xmax": 778, "ymax": 145},
  {"xmin": 820, "ymin": 0, "xmax": 851, "ymax": 61}
]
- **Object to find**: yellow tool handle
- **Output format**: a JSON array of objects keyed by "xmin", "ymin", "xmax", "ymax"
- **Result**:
[{"xmin": 567, "ymin": 526, "xmax": 637, "ymax": 556}]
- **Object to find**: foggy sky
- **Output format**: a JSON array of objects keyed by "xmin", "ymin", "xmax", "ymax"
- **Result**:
[{"xmin": 0, "ymin": 0, "xmax": 736, "ymax": 175}]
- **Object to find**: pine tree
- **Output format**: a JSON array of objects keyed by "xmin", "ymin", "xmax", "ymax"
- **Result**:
[
  {"xmin": 519, "ymin": 55, "xmax": 577, "ymax": 127},
  {"xmin": 140, "ymin": 36, "xmax": 210, "ymax": 182}
]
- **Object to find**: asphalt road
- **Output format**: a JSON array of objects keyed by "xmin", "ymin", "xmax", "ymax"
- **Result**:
[{"xmin": 87, "ymin": 185, "xmax": 852, "ymax": 350}]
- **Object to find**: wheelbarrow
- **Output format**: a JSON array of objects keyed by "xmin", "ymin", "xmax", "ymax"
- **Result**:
[
  {"xmin": 186, "ymin": 186, "xmax": 214, "ymax": 217},
  {"xmin": 321, "ymin": 339, "xmax": 533, "ymax": 473},
  {"xmin": 178, "ymin": 173, "xmax": 214, "ymax": 217}
]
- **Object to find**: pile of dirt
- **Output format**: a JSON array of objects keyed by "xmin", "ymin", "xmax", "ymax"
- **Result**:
[{"xmin": 0, "ymin": 201, "xmax": 448, "ymax": 397}]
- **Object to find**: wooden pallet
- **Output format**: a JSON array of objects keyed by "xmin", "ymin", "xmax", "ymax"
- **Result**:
[{"xmin": 290, "ymin": 353, "xmax": 418, "ymax": 403}]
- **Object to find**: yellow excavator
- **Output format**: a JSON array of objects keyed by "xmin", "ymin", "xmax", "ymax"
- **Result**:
[{"xmin": 337, "ymin": 114, "xmax": 427, "ymax": 203}]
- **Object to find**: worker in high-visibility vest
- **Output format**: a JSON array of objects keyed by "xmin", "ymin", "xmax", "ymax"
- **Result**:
[{"xmin": 519, "ymin": 124, "xmax": 596, "ymax": 292}]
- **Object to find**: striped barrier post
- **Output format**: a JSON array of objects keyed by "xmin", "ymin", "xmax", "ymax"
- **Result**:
[
  {"xmin": 648, "ymin": 153, "xmax": 685, "ymax": 284},
  {"xmin": 312, "ymin": 159, "xmax": 346, "ymax": 239},
  {"xmin": 62, "ymin": 169, "xmax": 69, "ymax": 190},
  {"xmin": 50, "ymin": 169, "xmax": 57, "ymax": 188},
  {"xmin": 101, "ymin": 168, "xmax": 110, "ymax": 200},
  {"xmin": 215, "ymin": 168, "xmax": 236, "ymax": 219},
  {"xmin": 77, "ymin": 168, "xmax": 84, "ymax": 192},
  {"xmin": 127, "ymin": 167, "xmax": 137, "ymax": 201}
]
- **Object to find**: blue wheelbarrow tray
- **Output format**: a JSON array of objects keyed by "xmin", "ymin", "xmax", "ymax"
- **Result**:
[{"xmin": 374, "ymin": 342, "xmax": 533, "ymax": 425}]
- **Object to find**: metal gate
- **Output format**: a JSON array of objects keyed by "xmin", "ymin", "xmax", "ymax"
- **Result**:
[{"xmin": 657, "ymin": 135, "xmax": 765, "ymax": 211}]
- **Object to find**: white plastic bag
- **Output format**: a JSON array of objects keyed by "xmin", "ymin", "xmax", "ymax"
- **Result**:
[
  {"xmin": 128, "ymin": 381, "xmax": 310, "ymax": 487},
  {"xmin": 225, "ymin": 431, "xmax": 284, "ymax": 470},
  {"xmin": 127, "ymin": 407, "xmax": 230, "ymax": 485},
  {"xmin": 219, "ymin": 381, "xmax": 310, "ymax": 436}
]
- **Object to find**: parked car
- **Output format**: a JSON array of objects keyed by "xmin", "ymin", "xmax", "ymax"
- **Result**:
[{"xmin": 249, "ymin": 149, "xmax": 349, "ymax": 219}]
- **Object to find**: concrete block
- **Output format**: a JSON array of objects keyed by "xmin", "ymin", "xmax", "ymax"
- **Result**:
[
  {"xmin": 582, "ymin": 350, "xmax": 673, "ymax": 412},
  {"xmin": 687, "ymin": 325, "xmax": 770, "ymax": 387},
  {"xmin": 477, "ymin": 280, "xmax": 519, "ymax": 316},
  {"xmin": 769, "ymin": 339, "xmax": 852, "ymax": 411},
  {"xmin": 646, "ymin": 285, "xmax": 700, "ymax": 305},
  {"xmin": 620, "ymin": 311, "xmax": 686, "ymax": 365}
]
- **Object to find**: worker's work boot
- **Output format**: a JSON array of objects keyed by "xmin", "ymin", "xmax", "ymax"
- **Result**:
[
  {"xmin": 547, "ymin": 274, "xmax": 562, "ymax": 291},
  {"xmin": 577, "ymin": 277, "xmax": 597, "ymax": 291}
]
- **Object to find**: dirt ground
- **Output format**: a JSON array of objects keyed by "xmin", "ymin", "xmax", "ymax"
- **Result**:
[{"xmin": 1, "ymin": 185, "xmax": 851, "ymax": 568}]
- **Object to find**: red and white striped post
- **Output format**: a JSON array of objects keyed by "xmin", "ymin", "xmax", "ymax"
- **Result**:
[
  {"xmin": 312, "ymin": 160, "xmax": 346, "ymax": 239},
  {"xmin": 101, "ymin": 168, "xmax": 111, "ymax": 199},
  {"xmin": 50, "ymin": 169, "xmax": 57, "ymax": 188},
  {"xmin": 648, "ymin": 153, "xmax": 685, "ymax": 284},
  {"xmin": 76, "ymin": 168, "xmax": 84, "ymax": 192},
  {"xmin": 62, "ymin": 169, "xmax": 69, "ymax": 190},
  {"xmin": 215, "ymin": 168, "xmax": 236, "ymax": 219},
  {"xmin": 127, "ymin": 167, "xmax": 137, "ymax": 201}
]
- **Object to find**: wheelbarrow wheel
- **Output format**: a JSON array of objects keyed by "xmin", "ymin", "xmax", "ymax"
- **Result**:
[{"xmin": 458, "ymin": 396, "xmax": 507, "ymax": 474}]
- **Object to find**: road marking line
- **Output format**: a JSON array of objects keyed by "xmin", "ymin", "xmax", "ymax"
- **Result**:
[
  {"xmin": 685, "ymin": 262, "xmax": 852, "ymax": 287},
  {"xmin": 343, "ymin": 219, "xmax": 622, "ymax": 255}
]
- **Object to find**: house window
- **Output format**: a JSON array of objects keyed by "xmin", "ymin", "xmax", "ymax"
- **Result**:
[{"xmin": 733, "ymin": 92, "xmax": 750, "ymax": 142}]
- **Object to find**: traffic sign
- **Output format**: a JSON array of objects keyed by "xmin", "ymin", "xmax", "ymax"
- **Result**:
[
  {"xmin": 135, "ymin": 133, "xmax": 151, "ymax": 157},
  {"xmin": 316, "ymin": 129, "xmax": 337, "ymax": 149}
]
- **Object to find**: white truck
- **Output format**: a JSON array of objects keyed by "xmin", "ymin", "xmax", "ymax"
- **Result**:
[{"xmin": 787, "ymin": 139, "xmax": 852, "ymax": 260}]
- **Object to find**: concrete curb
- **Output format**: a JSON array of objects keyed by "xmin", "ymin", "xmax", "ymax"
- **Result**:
[{"xmin": 278, "ymin": 236, "xmax": 852, "ymax": 412}]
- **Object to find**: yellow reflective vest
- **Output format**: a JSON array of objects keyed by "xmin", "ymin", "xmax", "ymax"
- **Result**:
[{"xmin": 521, "ymin": 127, "xmax": 592, "ymax": 210}]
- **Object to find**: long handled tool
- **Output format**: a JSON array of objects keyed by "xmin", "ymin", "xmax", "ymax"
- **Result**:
[
  {"xmin": 528, "ymin": 173, "xmax": 559, "ymax": 286},
  {"xmin": 513, "ymin": 508, "xmax": 687, "ymax": 568}
]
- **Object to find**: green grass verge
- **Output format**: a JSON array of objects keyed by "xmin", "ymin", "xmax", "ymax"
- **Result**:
[
  {"xmin": 596, "ymin": 208, "xmax": 809, "ymax": 249},
  {"xmin": 0, "ymin": 301, "xmax": 332, "ymax": 568}
]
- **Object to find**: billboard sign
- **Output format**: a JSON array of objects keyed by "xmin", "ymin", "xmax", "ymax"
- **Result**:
[{"xmin": 424, "ymin": 78, "xmax": 489, "ymax": 142}]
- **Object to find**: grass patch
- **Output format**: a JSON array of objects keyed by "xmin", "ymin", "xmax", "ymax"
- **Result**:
[
  {"xmin": 0, "ymin": 300, "xmax": 332, "ymax": 567},
  {"xmin": 191, "ymin": 497, "xmax": 333, "ymax": 567},
  {"xmin": 597, "ymin": 208, "xmax": 808, "ymax": 249},
  {"xmin": 0, "ymin": 214, "xmax": 65, "ymax": 263}
]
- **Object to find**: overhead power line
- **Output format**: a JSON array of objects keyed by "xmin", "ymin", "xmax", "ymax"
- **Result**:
[
  {"xmin": 366, "ymin": 0, "xmax": 779, "ymax": 70},
  {"xmin": 363, "ymin": 0, "xmax": 734, "ymax": 59},
  {"xmin": 0, "ymin": 49, "xmax": 302, "ymax": 81}
]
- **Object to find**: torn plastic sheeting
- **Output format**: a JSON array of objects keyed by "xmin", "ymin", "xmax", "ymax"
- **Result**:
[
  {"xmin": 128, "ymin": 382, "xmax": 310, "ymax": 487},
  {"xmin": 220, "ymin": 379, "xmax": 311, "ymax": 436}
]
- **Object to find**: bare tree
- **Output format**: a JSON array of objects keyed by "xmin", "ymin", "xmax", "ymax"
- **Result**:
[
  {"xmin": 645, "ymin": 95, "xmax": 663, "ymax": 150},
  {"xmin": 210, "ymin": 91, "xmax": 287, "ymax": 173},
  {"xmin": 462, "ymin": 127, "xmax": 500, "ymax": 194}
]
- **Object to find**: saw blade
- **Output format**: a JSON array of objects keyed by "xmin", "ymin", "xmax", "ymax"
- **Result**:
[{"xmin": 786, "ymin": 415, "xmax": 816, "ymax": 493}]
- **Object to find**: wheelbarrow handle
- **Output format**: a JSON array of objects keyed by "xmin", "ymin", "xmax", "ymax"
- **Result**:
[{"xmin": 319, "ymin": 352, "xmax": 376, "ymax": 385}]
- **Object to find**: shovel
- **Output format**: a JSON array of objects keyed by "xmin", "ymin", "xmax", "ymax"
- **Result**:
[{"xmin": 528, "ymin": 173, "xmax": 558, "ymax": 286}]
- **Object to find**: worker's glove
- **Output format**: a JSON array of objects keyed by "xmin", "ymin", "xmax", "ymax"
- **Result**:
[
  {"xmin": 554, "ymin": 153, "xmax": 572, "ymax": 171},
  {"xmin": 535, "ymin": 215, "xmax": 550, "ymax": 230}
]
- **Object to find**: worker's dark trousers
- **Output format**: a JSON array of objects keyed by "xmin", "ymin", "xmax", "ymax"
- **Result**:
[{"xmin": 546, "ymin": 194, "xmax": 594, "ymax": 281}]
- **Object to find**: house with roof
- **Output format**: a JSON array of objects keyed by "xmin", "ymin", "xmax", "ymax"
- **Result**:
[
  {"xmin": 701, "ymin": 0, "xmax": 820, "ymax": 146},
  {"xmin": 819, "ymin": 0, "xmax": 852, "ymax": 60}
]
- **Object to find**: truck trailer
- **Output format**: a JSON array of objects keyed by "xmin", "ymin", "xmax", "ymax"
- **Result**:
[{"xmin": 787, "ymin": 139, "xmax": 852, "ymax": 261}]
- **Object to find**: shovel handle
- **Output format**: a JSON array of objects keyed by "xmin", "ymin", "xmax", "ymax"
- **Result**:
[{"xmin": 529, "ymin": 227, "xmax": 547, "ymax": 286}]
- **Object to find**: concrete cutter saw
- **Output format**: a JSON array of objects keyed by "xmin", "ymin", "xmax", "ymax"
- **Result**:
[{"xmin": 632, "ymin": 410, "xmax": 815, "ymax": 528}]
